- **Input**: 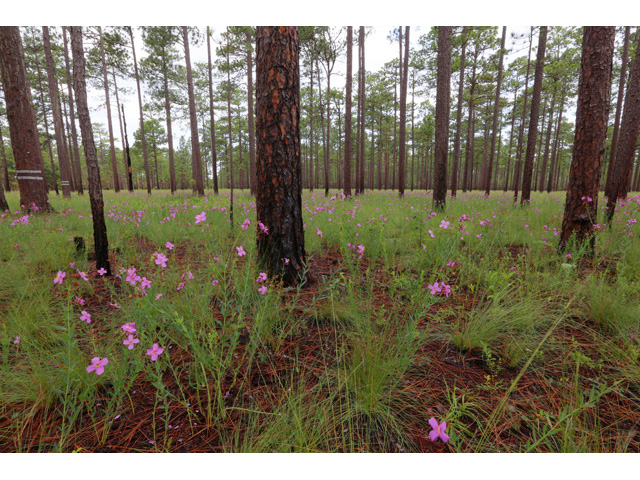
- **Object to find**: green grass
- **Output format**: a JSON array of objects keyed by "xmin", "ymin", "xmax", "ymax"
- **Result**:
[{"xmin": 1, "ymin": 188, "xmax": 639, "ymax": 452}]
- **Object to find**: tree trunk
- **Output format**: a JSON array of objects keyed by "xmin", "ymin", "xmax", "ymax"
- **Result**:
[
  {"xmin": 398, "ymin": 26, "xmax": 410, "ymax": 198},
  {"xmin": 463, "ymin": 54, "xmax": 477, "ymax": 192},
  {"xmin": 207, "ymin": 29, "xmax": 219, "ymax": 195},
  {"xmin": 606, "ymin": 29, "xmax": 640, "ymax": 222},
  {"xmin": 0, "ymin": 27, "xmax": 51, "ymax": 212},
  {"xmin": 485, "ymin": 26, "xmax": 507, "ymax": 196},
  {"xmin": 62, "ymin": 27, "xmax": 83, "ymax": 195},
  {"xmin": 128, "ymin": 27, "xmax": 150, "ymax": 194},
  {"xmin": 246, "ymin": 28, "xmax": 256, "ymax": 196},
  {"xmin": 98, "ymin": 27, "xmax": 120, "ymax": 192},
  {"xmin": 513, "ymin": 29, "xmax": 534, "ymax": 201},
  {"xmin": 0, "ymin": 120, "xmax": 11, "ymax": 192},
  {"xmin": 359, "ymin": 26, "xmax": 366, "ymax": 194},
  {"xmin": 547, "ymin": 94, "xmax": 565, "ymax": 193},
  {"xmin": 227, "ymin": 27, "xmax": 234, "ymax": 224},
  {"xmin": 503, "ymin": 86, "xmax": 518, "ymax": 192},
  {"xmin": 183, "ymin": 27, "xmax": 203, "ymax": 197},
  {"xmin": 560, "ymin": 27, "xmax": 615, "ymax": 252},
  {"xmin": 162, "ymin": 52, "xmax": 175, "ymax": 193},
  {"xmin": 451, "ymin": 26, "xmax": 467, "ymax": 197},
  {"xmin": 70, "ymin": 26, "xmax": 111, "ymax": 274},
  {"xmin": 520, "ymin": 26, "xmax": 547, "ymax": 205},
  {"xmin": 43, "ymin": 26, "xmax": 73, "ymax": 198},
  {"xmin": 538, "ymin": 87, "xmax": 557, "ymax": 191},
  {"xmin": 255, "ymin": 26, "xmax": 306, "ymax": 286},
  {"xmin": 309, "ymin": 49, "xmax": 314, "ymax": 192},
  {"xmin": 433, "ymin": 26, "xmax": 451, "ymax": 209},
  {"xmin": 605, "ymin": 27, "xmax": 631, "ymax": 196},
  {"xmin": 344, "ymin": 26, "xmax": 353, "ymax": 198},
  {"xmin": 33, "ymin": 60, "xmax": 58, "ymax": 195}
]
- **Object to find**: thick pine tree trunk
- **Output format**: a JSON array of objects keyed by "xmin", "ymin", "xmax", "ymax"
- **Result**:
[
  {"xmin": 451, "ymin": 26, "xmax": 467, "ymax": 197},
  {"xmin": 606, "ymin": 30, "xmax": 640, "ymax": 222},
  {"xmin": 485, "ymin": 26, "xmax": 507, "ymax": 196},
  {"xmin": 43, "ymin": 26, "xmax": 73, "ymax": 198},
  {"xmin": 70, "ymin": 26, "xmax": 111, "ymax": 275},
  {"xmin": 0, "ymin": 26, "xmax": 51, "ymax": 212},
  {"xmin": 560, "ymin": 27, "xmax": 615, "ymax": 252},
  {"xmin": 433, "ymin": 26, "xmax": 451, "ymax": 209},
  {"xmin": 520, "ymin": 26, "xmax": 547, "ymax": 205},
  {"xmin": 255, "ymin": 26, "xmax": 306, "ymax": 286}
]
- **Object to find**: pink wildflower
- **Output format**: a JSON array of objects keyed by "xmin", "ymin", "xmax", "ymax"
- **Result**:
[
  {"xmin": 256, "ymin": 272, "xmax": 268, "ymax": 283},
  {"xmin": 97, "ymin": 267, "xmax": 107, "ymax": 276},
  {"xmin": 165, "ymin": 241, "xmax": 174, "ymax": 250},
  {"xmin": 53, "ymin": 270, "xmax": 66, "ymax": 285},
  {"xmin": 236, "ymin": 246, "xmax": 246, "ymax": 257},
  {"xmin": 86, "ymin": 357, "xmax": 109, "ymax": 376},
  {"xmin": 123, "ymin": 335, "xmax": 140, "ymax": 350},
  {"xmin": 80, "ymin": 311, "xmax": 92, "ymax": 324},
  {"xmin": 428, "ymin": 417, "xmax": 450, "ymax": 443},
  {"xmin": 155, "ymin": 252, "xmax": 168, "ymax": 268},
  {"xmin": 146, "ymin": 343, "xmax": 164, "ymax": 361},
  {"xmin": 195, "ymin": 212, "xmax": 207, "ymax": 224},
  {"xmin": 258, "ymin": 285, "xmax": 268, "ymax": 295}
]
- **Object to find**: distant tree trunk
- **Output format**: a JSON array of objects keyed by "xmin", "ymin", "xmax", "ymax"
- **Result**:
[
  {"xmin": 451, "ymin": 26, "xmax": 467, "ymax": 197},
  {"xmin": 111, "ymin": 68, "xmax": 128, "ymax": 189},
  {"xmin": 43, "ymin": 26, "xmax": 73, "ymax": 198},
  {"xmin": 538, "ymin": 87, "xmax": 557, "ymax": 191},
  {"xmin": 62, "ymin": 27, "xmax": 83, "ymax": 195},
  {"xmin": 344, "ymin": 26, "xmax": 353, "ymax": 198},
  {"xmin": 183, "ymin": 27, "xmax": 204, "ymax": 197},
  {"xmin": 433, "ymin": 26, "xmax": 451, "ymax": 210},
  {"xmin": 309, "ymin": 48, "xmax": 315, "ymax": 192},
  {"xmin": 324, "ymin": 59, "xmax": 331, "ymax": 196},
  {"xmin": 560, "ymin": 27, "xmax": 615, "ymax": 253},
  {"xmin": 485, "ymin": 26, "xmax": 507, "ymax": 196},
  {"xmin": 207, "ymin": 28, "xmax": 219, "ymax": 195},
  {"xmin": 0, "ymin": 27, "xmax": 51, "ymax": 212},
  {"xmin": 0, "ymin": 160, "xmax": 7, "ymax": 210},
  {"xmin": 33, "ymin": 60, "xmax": 58, "ymax": 195},
  {"xmin": 463, "ymin": 54, "xmax": 477, "ymax": 192},
  {"xmin": 98, "ymin": 27, "xmax": 120, "ymax": 192},
  {"xmin": 358, "ymin": 26, "xmax": 366, "ymax": 194},
  {"xmin": 162, "ymin": 53, "xmax": 175, "ymax": 194},
  {"xmin": 606, "ymin": 29, "xmax": 640, "ymax": 222},
  {"xmin": 0, "ymin": 121, "xmax": 11, "ymax": 192},
  {"xmin": 255, "ymin": 26, "xmax": 306, "ymax": 286},
  {"xmin": 546, "ymin": 93, "xmax": 565, "ymax": 192},
  {"xmin": 398, "ymin": 26, "xmax": 410, "ymax": 198},
  {"xmin": 70, "ymin": 26, "xmax": 111, "ymax": 275},
  {"xmin": 411, "ymin": 70, "xmax": 416, "ymax": 191},
  {"xmin": 128, "ymin": 27, "xmax": 150, "ymax": 195},
  {"xmin": 513, "ymin": 33, "xmax": 534, "ymax": 199},
  {"xmin": 605, "ymin": 27, "xmax": 631, "ymax": 196},
  {"xmin": 503, "ymin": 89, "xmax": 517, "ymax": 191},
  {"xmin": 520, "ymin": 26, "xmax": 547, "ymax": 205},
  {"xmin": 227, "ymin": 27, "xmax": 235, "ymax": 225},
  {"xmin": 246, "ymin": 28, "xmax": 256, "ymax": 196}
]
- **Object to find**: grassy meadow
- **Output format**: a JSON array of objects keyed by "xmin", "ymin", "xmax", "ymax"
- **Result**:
[{"xmin": 1, "ymin": 187, "xmax": 639, "ymax": 453}]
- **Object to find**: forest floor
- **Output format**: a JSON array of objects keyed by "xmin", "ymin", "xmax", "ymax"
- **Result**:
[{"xmin": 1, "ymin": 188, "xmax": 639, "ymax": 453}]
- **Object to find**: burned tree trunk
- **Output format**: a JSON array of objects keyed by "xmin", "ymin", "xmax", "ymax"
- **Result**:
[
  {"xmin": 70, "ymin": 26, "xmax": 111, "ymax": 274},
  {"xmin": 255, "ymin": 26, "xmax": 306, "ymax": 286}
]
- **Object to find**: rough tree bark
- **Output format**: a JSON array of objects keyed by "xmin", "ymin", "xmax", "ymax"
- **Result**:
[
  {"xmin": 255, "ymin": 26, "xmax": 306, "ymax": 286},
  {"xmin": 605, "ymin": 26, "xmax": 631, "ymax": 197},
  {"xmin": 246, "ymin": 28, "xmax": 256, "ymax": 196},
  {"xmin": 70, "ymin": 26, "xmax": 111, "ymax": 274},
  {"xmin": 0, "ymin": 26, "xmax": 51, "ymax": 212},
  {"xmin": 559, "ymin": 27, "xmax": 615, "ymax": 253},
  {"xmin": 606, "ymin": 29, "xmax": 640, "ymax": 223},
  {"xmin": 520, "ymin": 26, "xmax": 548, "ymax": 205},
  {"xmin": 433, "ymin": 26, "xmax": 452, "ymax": 210}
]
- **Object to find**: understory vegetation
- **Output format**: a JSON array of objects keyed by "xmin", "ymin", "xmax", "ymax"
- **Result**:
[{"xmin": 1, "ymin": 188, "xmax": 639, "ymax": 452}]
